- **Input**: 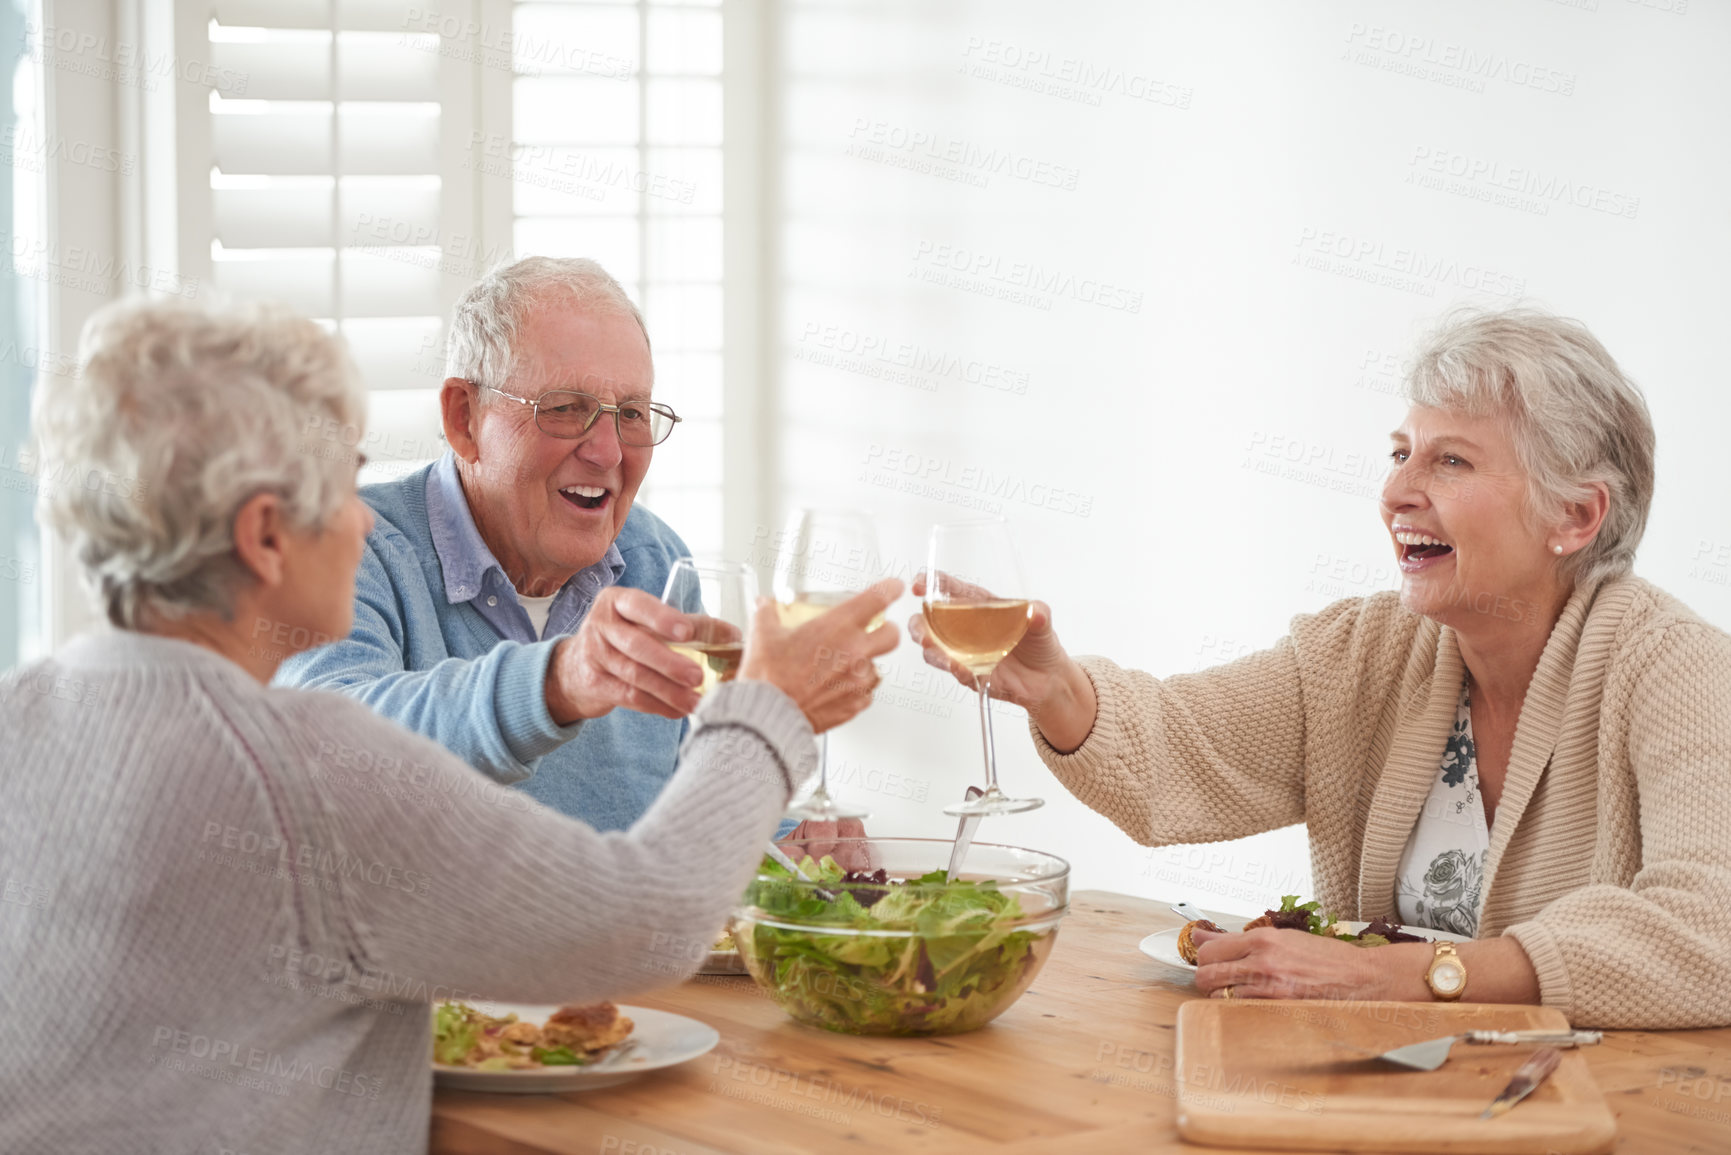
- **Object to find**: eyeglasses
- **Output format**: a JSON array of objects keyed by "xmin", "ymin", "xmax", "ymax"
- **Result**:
[{"xmin": 479, "ymin": 384, "xmax": 681, "ymax": 447}]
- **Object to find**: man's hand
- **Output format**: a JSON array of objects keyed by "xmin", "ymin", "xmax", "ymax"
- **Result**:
[
  {"xmin": 740, "ymin": 578, "xmax": 903, "ymax": 733},
  {"xmin": 908, "ymin": 572, "xmax": 1097, "ymax": 752},
  {"xmin": 545, "ymin": 587, "xmax": 705, "ymax": 724}
]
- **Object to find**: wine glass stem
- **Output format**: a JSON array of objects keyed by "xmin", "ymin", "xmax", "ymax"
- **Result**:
[
  {"xmin": 812, "ymin": 732, "xmax": 832, "ymax": 800},
  {"xmin": 975, "ymin": 669, "xmax": 1000, "ymax": 796}
]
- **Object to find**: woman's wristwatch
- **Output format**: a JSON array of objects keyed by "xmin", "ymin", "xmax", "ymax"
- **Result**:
[{"xmin": 1425, "ymin": 941, "xmax": 1468, "ymax": 1001}]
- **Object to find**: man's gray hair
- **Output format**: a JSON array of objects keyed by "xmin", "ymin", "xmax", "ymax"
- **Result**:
[
  {"xmin": 444, "ymin": 256, "xmax": 650, "ymax": 391},
  {"xmin": 31, "ymin": 298, "xmax": 366, "ymax": 629},
  {"xmin": 1404, "ymin": 306, "xmax": 1655, "ymax": 588}
]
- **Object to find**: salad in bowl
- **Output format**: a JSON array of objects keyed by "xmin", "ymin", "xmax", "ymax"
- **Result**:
[{"xmin": 732, "ymin": 837, "xmax": 1068, "ymax": 1036}]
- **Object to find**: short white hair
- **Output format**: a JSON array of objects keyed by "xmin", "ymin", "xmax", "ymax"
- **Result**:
[
  {"xmin": 31, "ymin": 298, "xmax": 366, "ymax": 629},
  {"xmin": 1404, "ymin": 306, "xmax": 1655, "ymax": 588},
  {"xmin": 444, "ymin": 256, "xmax": 650, "ymax": 391}
]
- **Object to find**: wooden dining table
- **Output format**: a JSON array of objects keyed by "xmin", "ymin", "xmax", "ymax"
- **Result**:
[{"xmin": 431, "ymin": 891, "xmax": 1731, "ymax": 1154}]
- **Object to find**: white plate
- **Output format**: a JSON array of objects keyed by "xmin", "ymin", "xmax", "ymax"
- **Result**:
[
  {"xmin": 1139, "ymin": 920, "xmax": 1470, "ymax": 978},
  {"xmin": 432, "ymin": 1004, "xmax": 719, "ymax": 1094}
]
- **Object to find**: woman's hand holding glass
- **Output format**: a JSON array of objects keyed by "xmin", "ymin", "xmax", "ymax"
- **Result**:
[{"xmin": 908, "ymin": 574, "xmax": 1099, "ymax": 755}]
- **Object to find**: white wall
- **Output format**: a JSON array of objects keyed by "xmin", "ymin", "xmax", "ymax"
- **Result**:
[{"xmin": 761, "ymin": 0, "xmax": 1730, "ymax": 910}]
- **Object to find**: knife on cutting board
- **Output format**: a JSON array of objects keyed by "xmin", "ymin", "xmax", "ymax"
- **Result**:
[{"xmin": 1481, "ymin": 1045, "xmax": 1563, "ymax": 1119}]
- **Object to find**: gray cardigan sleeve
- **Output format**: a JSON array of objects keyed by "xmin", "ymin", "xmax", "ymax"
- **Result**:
[{"xmin": 269, "ymin": 679, "xmax": 814, "ymax": 1005}]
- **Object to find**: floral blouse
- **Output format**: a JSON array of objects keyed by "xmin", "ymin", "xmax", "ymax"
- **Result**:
[{"xmin": 1394, "ymin": 682, "xmax": 1488, "ymax": 937}]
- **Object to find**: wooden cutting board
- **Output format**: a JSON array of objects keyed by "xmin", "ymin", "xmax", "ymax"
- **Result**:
[{"xmin": 1174, "ymin": 1000, "xmax": 1616, "ymax": 1153}]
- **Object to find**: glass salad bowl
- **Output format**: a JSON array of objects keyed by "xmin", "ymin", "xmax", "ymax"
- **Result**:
[{"xmin": 731, "ymin": 837, "xmax": 1069, "ymax": 1036}]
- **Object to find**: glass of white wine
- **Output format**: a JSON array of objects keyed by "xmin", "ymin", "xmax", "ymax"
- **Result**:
[
  {"xmin": 661, "ymin": 559, "xmax": 756, "ymax": 699},
  {"xmin": 924, "ymin": 519, "xmax": 1044, "ymax": 817},
  {"xmin": 773, "ymin": 508, "xmax": 879, "ymax": 822}
]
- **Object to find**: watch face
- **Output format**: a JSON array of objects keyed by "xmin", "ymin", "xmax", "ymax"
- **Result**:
[{"xmin": 1433, "ymin": 964, "xmax": 1464, "ymax": 993}]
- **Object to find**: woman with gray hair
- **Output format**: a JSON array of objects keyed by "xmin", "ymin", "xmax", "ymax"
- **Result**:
[
  {"xmin": 914, "ymin": 306, "xmax": 1731, "ymax": 1029},
  {"xmin": 0, "ymin": 298, "xmax": 900, "ymax": 1153}
]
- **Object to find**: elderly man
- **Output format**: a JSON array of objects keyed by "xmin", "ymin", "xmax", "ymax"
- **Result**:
[{"xmin": 277, "ymin": 257, "xmax": 711, "ymax": 829}]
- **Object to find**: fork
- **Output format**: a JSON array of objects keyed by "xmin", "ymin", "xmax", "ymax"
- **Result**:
[{"xmin": 586, "ymin": 1038, "xmax": 642, "ymax": 1070}]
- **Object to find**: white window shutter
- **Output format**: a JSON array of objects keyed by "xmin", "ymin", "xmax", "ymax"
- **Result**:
[
  {"xmin": 180, "ymin": 0, "xmax": 729, "ymax": 543},
  {"xmin": 196, "ymin": 0, "xmax": 499, "ymax": 479}
]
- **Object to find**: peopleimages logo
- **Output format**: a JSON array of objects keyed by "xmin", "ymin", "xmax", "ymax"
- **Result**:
[
  {"xmin": 796, "ymin": 320, "xmax": 1030, "ymax": 396},
  {"xmin": 0, "ymin": 126, "xmax": 134, "ymax": 174},
  {"xmin": 465, "ymin": 132, "xmax": 697, "ymax": 205},
  {"xmin": 23, "ymin": 21, "xmax": 250, "ymax": 95},
  {"xmin": 400, "ymin": 8, "xmax": 634, "ymax": 79},
  {"xmin": 149, "ymin": 1026, "xmax": 382, "ymax": 1100},
  {"xmin": 0, "ymin": 231, "xmax": 199, "ymax": 298},
  {"xmin": 910, "ymin": 240, "xmax": 1144, "ymax": 314},
  {"xmin": 957, "ymin": 36, "xmax": 1193, "ymax": 110},
  {"xmin": 198, "ymin": 822, "xmax": 434, "ymax": 897},
  {"xmin": 0, "ymin": 339, "xmax": 79, "ymax": 379},
  {"xmin": 1293, "ymin": 227, "xmax": 1526, "ymax": 300},
  {"xmin": 1407, "ymin": 146, "xmax": 1640, "ymax": 220},
  {"xmin": 861, "ymin": 443, "xmax": 1096, "ymax": 518},
  {"xmin": 1341, "ymin": 22, "xmax": 1576, "ymax": 96},
  {"xmin": 847, "ymin": 117, "xmax": 1080, "ymax": 191}
]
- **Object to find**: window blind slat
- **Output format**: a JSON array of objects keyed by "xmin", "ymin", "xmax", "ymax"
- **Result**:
[
  {"xmin": 336, "ymin": 36, "xmax": 440, "ymax": 102},
  {"xmin": 213, "ymin": 187, "xmax": 336, "ymax": 248},
  {"xmin": 212, "ymin": 108, "xmax": 332, "ymax": 174},
  {"xmin": 338, "ymin": 108, "xmax": 442, "ymax": 175},
  {"xmin": 212, "ymin": 254, "xmax": 335, "ymax": 317},
  {"xmin": 211, "ymin": 107, "xmax": 441, "ymax": 177},
  {"xmin": 210, "ymin": 42, "xmax": 331, "ymax": 101},
  {"xmin": 207, "ymin": 38, "xmax": 438, "ymax": 103},
  {"xmin": 209, "ymin": 41, "xmax": 327, "ymax": 101},
  {"xmin": 340, "ymin": 184, "xmax": 441, "ymax": 246},
  {"xmin": 341, "ymin": 251, "xmax": 444, "ymax": 317},
  {"xmin": 210, "ymin": 253, "xmax": 442, "ymax": 320},
  {"xmin": 214, "ymin": 0, "xmax": 429, "ymax": 34},
  {"xmin": 214, "ymin": 0, "xmax": 329, "ymax": 29}
]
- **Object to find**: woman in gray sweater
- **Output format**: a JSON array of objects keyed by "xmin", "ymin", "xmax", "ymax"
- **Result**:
[{"xmin": 0, "ymin": 299, "xmax": 900, "ymax": 1155}]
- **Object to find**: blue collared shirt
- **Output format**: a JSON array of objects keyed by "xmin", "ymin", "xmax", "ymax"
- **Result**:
[
  {"xmin": 275, "ymin": 454, "xmax": 697, "ymax": 830},
  {"xmin": 424, "ymin": 452, "xmax": 625, "ymax": 642}
]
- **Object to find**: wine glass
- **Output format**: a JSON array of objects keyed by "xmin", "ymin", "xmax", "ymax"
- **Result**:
[
  {"xmin": 773, "ymin": 508, "xmax": 879, "ymax": 821},
  {"xmin": 924, "ymin": 519, "xmax": 1044, "ymax": 817},
  {"xmin": 660, "ymin": 559, "xmax": 757, "ymax": 699}
]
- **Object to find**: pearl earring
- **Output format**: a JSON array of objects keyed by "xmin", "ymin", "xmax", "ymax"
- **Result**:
[{"xmin": 1552, "ymin": 544, "xmax": 1564, "ymax": 555}]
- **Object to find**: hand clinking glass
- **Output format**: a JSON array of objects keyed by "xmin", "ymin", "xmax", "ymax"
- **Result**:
[
  {"xmin": 921, "ymin": 519, "xmax": 1044, "ymax": 818},
  {"xmin": 774, "ymin": 508, "xmax": 883, "ymax": 823}
]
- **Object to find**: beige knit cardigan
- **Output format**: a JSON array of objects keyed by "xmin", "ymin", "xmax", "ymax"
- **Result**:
[{"xmin": 1033, "ymin": 576, "xmax": 1731, "ymax": 1029}]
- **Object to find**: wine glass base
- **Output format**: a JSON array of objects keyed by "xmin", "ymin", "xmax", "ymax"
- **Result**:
[
  {"xmin": 942, "ymin": 794, "xmax": 1044, "ymax": 817},
  {"xmin": 785, "ymin": 797, "xmax": 872, "ymax": 822}
]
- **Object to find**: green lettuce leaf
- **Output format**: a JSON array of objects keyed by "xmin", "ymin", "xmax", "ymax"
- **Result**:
[
  {"xmin": 432, "ymin": 1002, "xmax": 484, "ymax": 1065},
  {"xmin": 531, "ymin": 1046, "xmax": 585, "ymax": 1066}
]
